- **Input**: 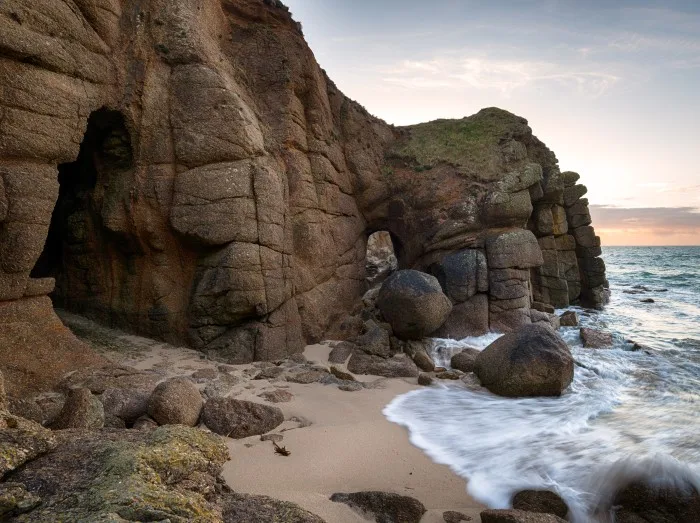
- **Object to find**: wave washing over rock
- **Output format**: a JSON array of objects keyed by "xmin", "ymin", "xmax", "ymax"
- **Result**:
[{"xmin": 385, "ymin": 246, "xmax": 700, "ymax": 522}]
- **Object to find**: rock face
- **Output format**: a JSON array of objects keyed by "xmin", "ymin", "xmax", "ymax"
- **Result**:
[
  {"xmin": 474, "ymin": 324, "xmax": 574, "ymax": 397},
  {"xmin": 377, "ymin": 270, "xmax": 452, "ymax": 339},
  {"xmin": 0, "ymin": 0, "xmax": 607, "ymax": 381}
]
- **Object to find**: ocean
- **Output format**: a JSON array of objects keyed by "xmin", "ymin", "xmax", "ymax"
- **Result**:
[{"xmin": 384, "ymin": 246, "xmax": 700, "ymax": 522}]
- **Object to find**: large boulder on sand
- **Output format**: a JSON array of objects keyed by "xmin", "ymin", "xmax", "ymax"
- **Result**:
[
  {"xmin": 331, "ymin": 491, "xmax": 426, "ymax": 523},
  {"xmin": 347, "ymin": 352, "xmax": 420, "ymax": 378},
  {"xmin": 148, "ymin": 377, "xmax": 203, "ymax": 427},
  {"xmin": 377, "ymin": 270, "xmax": 452, "ymax": 340},
  {"xmin": 202, "ymin": 398, "xmax": 284, "ymax": 438},
  {"xmin": 474, "ymin": 325, "xmax": 574, "ymax": 397}
]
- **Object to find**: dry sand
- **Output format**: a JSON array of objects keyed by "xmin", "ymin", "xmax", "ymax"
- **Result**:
[{"xmin": 223, "ymin": 343, "xmax": 484, "ymax": 522}]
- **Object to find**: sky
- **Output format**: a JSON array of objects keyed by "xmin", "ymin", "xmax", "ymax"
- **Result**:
[{"xmin": 284, "ymin": 0, "xmax": 700, "ymax": 246}]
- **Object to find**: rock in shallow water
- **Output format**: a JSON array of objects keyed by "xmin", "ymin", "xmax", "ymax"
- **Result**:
[
  {"xmin": 330, "ymin": 491, "xmax": 426, "ymax": 523},
  {"xmin": 475, "ymin": 324, "xmax": 574, "ymax": 397},
  {"xmin": 450, "ymin": 348, "xmax": 480, "ymax": 373},
  {"xmin": 580, "ymin": 327, "xmax": 613, "ymax": 348},
  {"xmin": 480, "ymin": 509, "xmax": 567, "ymax": 523},
  {"xmin": 512, "ymin": 490, "xmax": 568, "ymax": 518}
]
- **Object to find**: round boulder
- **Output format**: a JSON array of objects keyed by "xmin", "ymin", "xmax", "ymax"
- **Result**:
[
  {"xmin": 202, "ymin": 398, "xmax": 284, "ymax": 438},
  {"xmin": 450, "ymin": 348, "xmax": 480, "ymax": 373},
  {"xmin": 377, "ymin": 270, "xmax": 452, "ymax": 340},
  {"xmin": 147, "ymin": 377, "xmax": 203, "ymax": 427},
  {"xmin": 474, "ymin": 324, "xmax": 574, "ymax": 397},
  {"xmin": 512, "ymin": 490, "xmax": 568, "ymax": 518}
]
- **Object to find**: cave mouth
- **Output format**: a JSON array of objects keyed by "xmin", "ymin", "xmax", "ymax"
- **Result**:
[
  {"xmin": 365, "ymin": 231, "xmax": 400, "ymax": 287},
  {"xmin": 31, "ymin": 108, "xmax": 134, "ymax": 310}
]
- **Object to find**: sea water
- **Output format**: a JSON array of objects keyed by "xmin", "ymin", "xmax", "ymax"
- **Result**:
[{"xmin": 384, "ymin": 246, "xmax": 700, "ymax": 522}]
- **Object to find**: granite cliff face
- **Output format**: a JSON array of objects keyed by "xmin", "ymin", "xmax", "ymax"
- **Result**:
[{"xmin": 0, "ymin": 0, "xmax": 607, "ymax": 391}]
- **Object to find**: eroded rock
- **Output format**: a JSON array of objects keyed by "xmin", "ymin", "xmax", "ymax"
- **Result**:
[
  {"xmin": 330, "ymin": 491, "xmax": 426, "ymax": 523},
  {"xmin": 148, "ymin": 378, "xmax": 203, "ymax": 427}
]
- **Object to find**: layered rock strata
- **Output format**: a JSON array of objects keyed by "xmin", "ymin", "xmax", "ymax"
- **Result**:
[{"xmin": 0, "ymin": 0, "xmax": 607, "ymax": 384}]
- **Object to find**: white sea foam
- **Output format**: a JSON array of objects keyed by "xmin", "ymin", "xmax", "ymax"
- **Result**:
[{"xmin": 384, "ymin": 250, "xmax": 700, "ymax": 523}]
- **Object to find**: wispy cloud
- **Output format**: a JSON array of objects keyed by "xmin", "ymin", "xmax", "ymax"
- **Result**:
[
  {"xmin": 590, "ymin": 205, "xmax": 700, "ymax": 234},
  {"xmin": 382, "ymin": 56, "xmax": 620, "ymax": 96}
]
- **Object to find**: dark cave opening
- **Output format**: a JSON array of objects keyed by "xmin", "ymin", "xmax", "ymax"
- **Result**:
[{"xmin": 31, "ymin": 108, "xmax": 134, "ymax": 308}]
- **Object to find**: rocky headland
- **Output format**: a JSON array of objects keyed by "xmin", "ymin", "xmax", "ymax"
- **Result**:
[{"xmin": 3, "ymin": 1, "xmax": 692, "ymax": 523}]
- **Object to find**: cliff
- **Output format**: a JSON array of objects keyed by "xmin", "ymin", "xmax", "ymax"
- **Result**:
[{"xmin": 0, "ymin": 0, "xmax": 607, "ymax": 393}]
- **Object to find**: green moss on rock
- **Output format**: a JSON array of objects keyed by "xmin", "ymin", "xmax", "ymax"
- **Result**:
[{"xmin": 388, "ymin": 108, "xmax": 531, "ymax": 179}]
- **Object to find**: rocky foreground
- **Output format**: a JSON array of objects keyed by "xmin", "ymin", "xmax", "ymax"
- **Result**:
[{"xmin": 2, "ymin": 309, "xmax": 698, "ymax": 522}]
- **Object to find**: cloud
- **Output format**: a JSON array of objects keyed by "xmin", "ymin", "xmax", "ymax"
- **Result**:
[
  {"xmin": 589, "ymin": 205, "xmax": 700, "ymax": 235},
  {"xmin": 382, "ymin": 56, "xmax": 620, "ymax": 96}
]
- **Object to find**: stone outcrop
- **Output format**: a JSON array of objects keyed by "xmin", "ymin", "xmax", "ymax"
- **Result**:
[{"xmin": 0, "ymin": 0, "xmax": 607, "ymax": 384}]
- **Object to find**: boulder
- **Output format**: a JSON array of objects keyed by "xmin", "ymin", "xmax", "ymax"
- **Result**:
[
  {"xmin": 611, "ymin": 480, "xmax": 700, "ymax": 523},
  {"xmin": 559, "ymin": 311, "xmax": 578, "ymax": 327},
  {"xmin": 418, "ymin": 373, "xmax": 434, "ymax": 386},
  {"xmin": 474, "ymin": 325, "xmax": 574, "ymax": 397},
  {"xmin": 202, "ymin": 397, "xmax": 284, "ymax": 438},
  {"xmin": 377, "ymin": 270, "xmax": 452, "ymax": 340},
  {"xmin": 330, "ymin": 491, "xmax": 426, "ymax": 523},
  {"xmin": 99, "ymin": 387, "xmax": 150, "ymax": 424},
  {"xmin": 328, "ymin": 341, "xmax": 357, "ymax": 364},
  {"xmin": 50, "ymin": 388, "xmax": 105, "ymax": 430},
  {"xmin": 286, "ymin": 369, "xmax": 329, "ymax": 384},
  {"xmin": 356, "ymin": 322, "xmax": 392, "ymax": 357},
  {"xmin": 450, "ymin": 348, "xmax": 480, "ymax": 373},
  {"xmin": 512, "ymin": 490, "xmax": 568, "ymax": 518},
  {"xmin": 347, "ymin": 352, "xmax": 420, "ymax": 378},
  {"xmin": 481, "ymin": 509, "xmax": 567, "ymax": 522},
  {"xmin": 147, "ymin": 377, "xmax": 203, "ymax": 427},
  {"xmin": 580, "ymin": 327, "xmax": 613, "ymax": 348},
  {"xmin": 223, "ymin": 492, "xmax": 325, "ymax": 522}
]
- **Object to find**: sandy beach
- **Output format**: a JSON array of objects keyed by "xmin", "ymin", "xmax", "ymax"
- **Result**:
[
  {"xmin": 222, "ymin": 344, "xmax": 484, "ymax": 522},
  {"xmin": 64, "ymin": 312, "xmax": 484, "ymax": 522}
]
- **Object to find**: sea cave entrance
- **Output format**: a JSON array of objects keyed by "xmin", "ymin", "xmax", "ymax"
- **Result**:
[
  {"xmin": 365, "ymin": 231, "xmax": 400, "ymax": 287},
  {"xmin": 31, "ymin": 108, "xmax": 135, "ymax": 318}
]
